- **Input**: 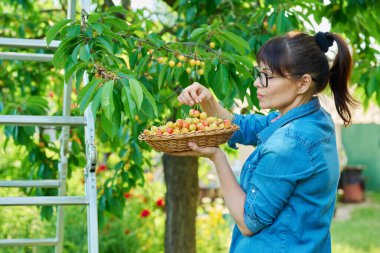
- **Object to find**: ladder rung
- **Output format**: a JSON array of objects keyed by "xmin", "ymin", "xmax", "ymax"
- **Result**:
[
  {"xmin": 0, "ymin": 115, "xmax": 87, "ymax": 126},
  {"xmin": 0, "ymin": 38, "xmax": 60, "ymax": 49},
  {"xmin": 0, "ymin": 238, "xmax": 58, "ymax": 247},
  {"xmin": 0, "ymin": 196, "xmax": 89, "ymax": 206},
  {"xmin": 0, "ymin": 52, "xmax": 53, "ymax": 62},
  {"xmin": 0, "ymin": 180, "xmax": 60, "ymax": 188}
]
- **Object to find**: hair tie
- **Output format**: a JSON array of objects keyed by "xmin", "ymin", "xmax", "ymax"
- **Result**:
[{"xmin": 314, "ymin": 32, "xmax": 334, "ymax": 53}]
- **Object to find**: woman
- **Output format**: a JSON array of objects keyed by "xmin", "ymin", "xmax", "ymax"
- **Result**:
[{"xmin": 169, "ymin": 31, "xmax": 357, "ymax": 252}]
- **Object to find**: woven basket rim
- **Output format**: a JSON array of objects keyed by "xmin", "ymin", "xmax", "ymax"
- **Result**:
[{"xmin": 138, "ymin": 124, "xmax": 239, "ymax": 141}]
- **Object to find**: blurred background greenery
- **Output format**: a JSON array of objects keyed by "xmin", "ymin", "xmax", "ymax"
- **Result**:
[{"xmin": 1, "ymin": 0, "xmax": 380, "ymax": 252}]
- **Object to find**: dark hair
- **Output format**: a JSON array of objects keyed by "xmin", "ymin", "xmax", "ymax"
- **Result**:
[{"xmin": 257, "ymin": 31, "xmax": 357, "ymax": 126}]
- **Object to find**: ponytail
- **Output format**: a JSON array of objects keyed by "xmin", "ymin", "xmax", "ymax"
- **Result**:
[{"xmin": 328, "ymin": 33, "xmax": 358, "ymax": 126}]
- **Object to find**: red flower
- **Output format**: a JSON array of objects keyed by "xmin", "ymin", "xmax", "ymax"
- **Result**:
[
  {"xmin": 124, "ymin": 193, "xmax": 132, "ymax": 199},
  {"xmin": 96, "ymin": 164, "xmax": 106, "ymax": 173},
  {"xmin": 140, "ymin": 209, "xmax": 150, "ymax": 218},
  {"xmin": 156, "ymin": 198, "xmax": 165, "ymax": 207}
]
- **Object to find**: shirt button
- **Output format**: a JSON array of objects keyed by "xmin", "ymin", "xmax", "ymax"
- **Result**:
[{"xmin": 251, "ymin": 189, "xmax": 256, "ymax": 193}]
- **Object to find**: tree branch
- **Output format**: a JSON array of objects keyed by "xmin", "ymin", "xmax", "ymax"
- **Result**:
[
  {"xmin": 59, "ymin": 0, "xmax": 67, "ymax": 13},
  {"xmin": 40, "ymin": 9, "xmax": 66, "ymax": 13},
  {"xmin": 122, "ymin": 35, "xmax": 221, "ymax": 60}
]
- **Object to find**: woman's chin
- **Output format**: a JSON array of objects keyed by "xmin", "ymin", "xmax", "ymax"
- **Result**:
[{"xmin": 259, "ymin": 101, "xmax": 269, "ymax": 109}]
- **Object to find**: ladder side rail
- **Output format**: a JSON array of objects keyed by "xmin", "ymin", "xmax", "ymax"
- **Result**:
[
  {"xmin": 81, "ymin": 2, "xmax": 99, "ymax": 252},
  {"xmin": 83, "ymin": 70, "xmax": 99, "ymax": 253},
  {"xmin": 56, "ymin": 0, "xmax": 77, "ymax": 248}
]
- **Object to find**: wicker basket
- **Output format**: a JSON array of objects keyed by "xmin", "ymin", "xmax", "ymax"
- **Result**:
[{"xmin": 138, "ymin": 125, "xmax": 239, "ymax": 153}]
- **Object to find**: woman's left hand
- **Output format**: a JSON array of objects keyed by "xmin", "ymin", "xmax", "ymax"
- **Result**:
[{"xmin": 165, "ymin": 142, "xmax": 220, "ymax": 160}]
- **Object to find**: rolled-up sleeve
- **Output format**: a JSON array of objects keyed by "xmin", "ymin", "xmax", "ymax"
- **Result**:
[
  {"xmin": 228, "ymin": 112, "xmax": 280, "ymax": 149},
  {"xmin": 243, "ymin": 132, "xmax": 314, "ymax": 234}
]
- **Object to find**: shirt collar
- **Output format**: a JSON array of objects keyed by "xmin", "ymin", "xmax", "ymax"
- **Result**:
[{"xmin": 257, "ymin": 97, "xmax": 321, "ymax": 144}]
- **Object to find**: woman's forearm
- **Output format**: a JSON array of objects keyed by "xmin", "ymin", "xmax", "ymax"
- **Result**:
[
  {"xmin": 200, "ymin": 95, "xmax": 233, "ymax": 120},
  {"xmin": 211, "ymin": 150, "xmax": 253, "ymax": 236}
]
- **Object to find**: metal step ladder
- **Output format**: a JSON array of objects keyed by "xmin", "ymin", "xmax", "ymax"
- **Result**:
[{"xmin": 0, "ymin": 1, "xmax": 99, "ymax": 252}]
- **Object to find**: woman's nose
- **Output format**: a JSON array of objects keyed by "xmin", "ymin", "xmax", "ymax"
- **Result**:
[{"xmin": 253, "ymin": 77, "xmax": 261, "ymax": 88}]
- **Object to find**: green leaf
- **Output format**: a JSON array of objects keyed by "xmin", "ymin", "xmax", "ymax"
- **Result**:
[
  {"xmin": 268, "ymin": 12, "xmax": 277, "ymax": 28},
  {"xmin": 91, "ymin": 23, "xmax": 104, "ymax": 35},
  {"xmin": 132, "ymin": 141, "xmax": 143, "ymax": 166},
  {"xmin": 216, "ymin": 64, "xmax": 228, "ymax": 84},
  {"xmin": 139, "ymin": 84, "xmax": 158, "ymax": 117},
  {"xmin": 65, "ymin": 62, "xmax": 87, "ymax": 83},
  {"xmin": 147, "ymin": 34, "xmax": 165, "ymax": 48},
  {"xmin": 101, "ymin": 111, "xmax": 118, "ymax": 139},
  {"xmin": 99, "ymin": 23, "xmax": 124, "ymax": 41},
  {"xmin": 71, "ymin": 43, "xmax": 81, "ymax": 63},
  {"xmin": 218, "ymin": 64, "xmax": 229, "ymax": 94},
  {"xmin": 185, "ymin": 5, "xmax": 197, "ymax": 23},
  {"xmin": 136, "ymin": 55, "xmax": 150, "ymax": 77},
  {"xmin": 78, "ymin": 78, "xmax": 103, "ymax": 112},
  {"xmin": 53, "ymin": 37, "xmax": 80, "ymax": 68},
  {"xmin": 249, "ymin": 85, "xmax": 260, "ymax": 109},
  {"xmin": 204, "ymin": 62, "xmax": 216, "ymax": 85},
  {"xmin": 41, "ymin": 206, "xmax": 53, "ymax": 221},
  {"xmin": 219, "ymin": 30, "xmax": 250, "ymax": 56},
  {"xmin": 104, "ymin": 16, "xmax": 131, "ymax": 32},
  {"xmin": 91, "ymin": 90, "xmax": 102, "ymax": 116},
  {"xmin": 75, "ymin": 68, "xmax": 85, "ymax": 92},
  {"xmin": 158, "ymin": 64, "xmax": 169, "ymax": 89},
  {"xmin": 276, "ymin": 10, "xmax": 286, "ymax": 33},
  {"xmin": 366, "ymin": 76, "xmax": 377, "ymax": 96},
  {"xmin": 107, "ymin": 5, "xmax": 129, "ymax": 13},
  {"xmin": 129, "ymin": 79, "xmax": 144, "ymax": 111},
  {"xmin": 101, "ymin": 80, "xmax": 115, "ymax": 121},
  {"xmin": 67, "ymin": 24, "xmax": 81, "ymax": 38},
  {"xmin": 230, "ymin": 54, "xmax": 253, "ymax": 69},
  {"xmin": 88, "ymin": 13, "xmax": 101, "ymax": 23},
  {"xmin": 190, "ymin": 27, "xmax": 208, "ymax": 40},
  {"xmin": 46, "ymin": 19, "xmax": 73, "ymax": 46},
  {"xmin": 129, "ymin": 51, "xmax": 139, "ymax": 69},
  {"xmin": 222, "ymin": 53, "xmax": 253, "ymax": 79},
  {"xmin": 120, "ymin": 79, "xmax": 137, "ymax": 121},
  {"xmin": 79, "ymin": 44, "xmax": 91, "ymax": 61},
  {"xmin": 112, "ymin": 88, "xmax": 122, "ymax": 130},
  {"xmin": 97, "ymin": 37, "xmax": 113, "ymax": 54}
]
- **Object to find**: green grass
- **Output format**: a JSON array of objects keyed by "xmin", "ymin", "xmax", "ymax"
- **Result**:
[{"xmin": 331, "ymin": 192, "xmax": 380, "ymax": 253}]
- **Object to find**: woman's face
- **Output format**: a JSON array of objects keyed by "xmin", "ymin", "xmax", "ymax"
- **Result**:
[{"xmin": 254, "ymin": 64, "xmax": 301, "ymax": 115}]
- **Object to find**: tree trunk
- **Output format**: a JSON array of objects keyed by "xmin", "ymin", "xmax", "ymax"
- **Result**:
[{"xmin": 163, "ymin": 155, "xmax": 199, "ymax": 253}]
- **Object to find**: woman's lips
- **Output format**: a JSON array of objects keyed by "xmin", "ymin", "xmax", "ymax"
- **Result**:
[{"xmin": 257, "ymin": 93, "xmax": 264, "ymax": 99}]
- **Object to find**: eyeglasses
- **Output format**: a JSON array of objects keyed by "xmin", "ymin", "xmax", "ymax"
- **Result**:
[{"xmin": 253, "ymin": 66, "xmax": 315, "ymax": 88}]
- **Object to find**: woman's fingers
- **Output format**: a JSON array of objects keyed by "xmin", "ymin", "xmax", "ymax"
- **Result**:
[
  {"xmin": 197, "ymin": 90, "xmax": 210, "ymax": 103},
  {"xmin": 189, "ymin": 89, "xmax": 200, "ymax": 104},
  {"xmin": 165, "ymin": 142, "xmax": 219, "ymax": 159},
  {"xmin": 178, "ymin": 82, "xmax": 210, "ymax": 105},
  {"xmin": 181, "ymin": 91, "xmax": 196, "ymax": 105},
  {"xmin": 188, "ymin": 142, "xmax": 218, "ymax": 158},
  {"xmin": 165, "ymin": 151, "xmax": 199, "ymax": 157}
]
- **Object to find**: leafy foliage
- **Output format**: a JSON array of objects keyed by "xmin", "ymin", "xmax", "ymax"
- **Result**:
[{"xmin": 1, "ymin": 0, "xmax": 380, "ymax": 223}]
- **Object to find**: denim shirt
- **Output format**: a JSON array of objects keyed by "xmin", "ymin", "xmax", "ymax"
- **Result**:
[{"xmin": 228, "ymin": 97, "xmax": 339, "ymax": 253}]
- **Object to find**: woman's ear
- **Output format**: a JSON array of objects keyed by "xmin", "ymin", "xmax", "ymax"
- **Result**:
[{"xmin": 297, "ymin": 74, "xmax": 312, "ymax": 94}]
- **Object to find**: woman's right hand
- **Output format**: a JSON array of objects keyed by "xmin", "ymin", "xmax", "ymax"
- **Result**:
[{"xmin": 178, "ymin": 82, "xmax": 212, "ymax": 106}]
